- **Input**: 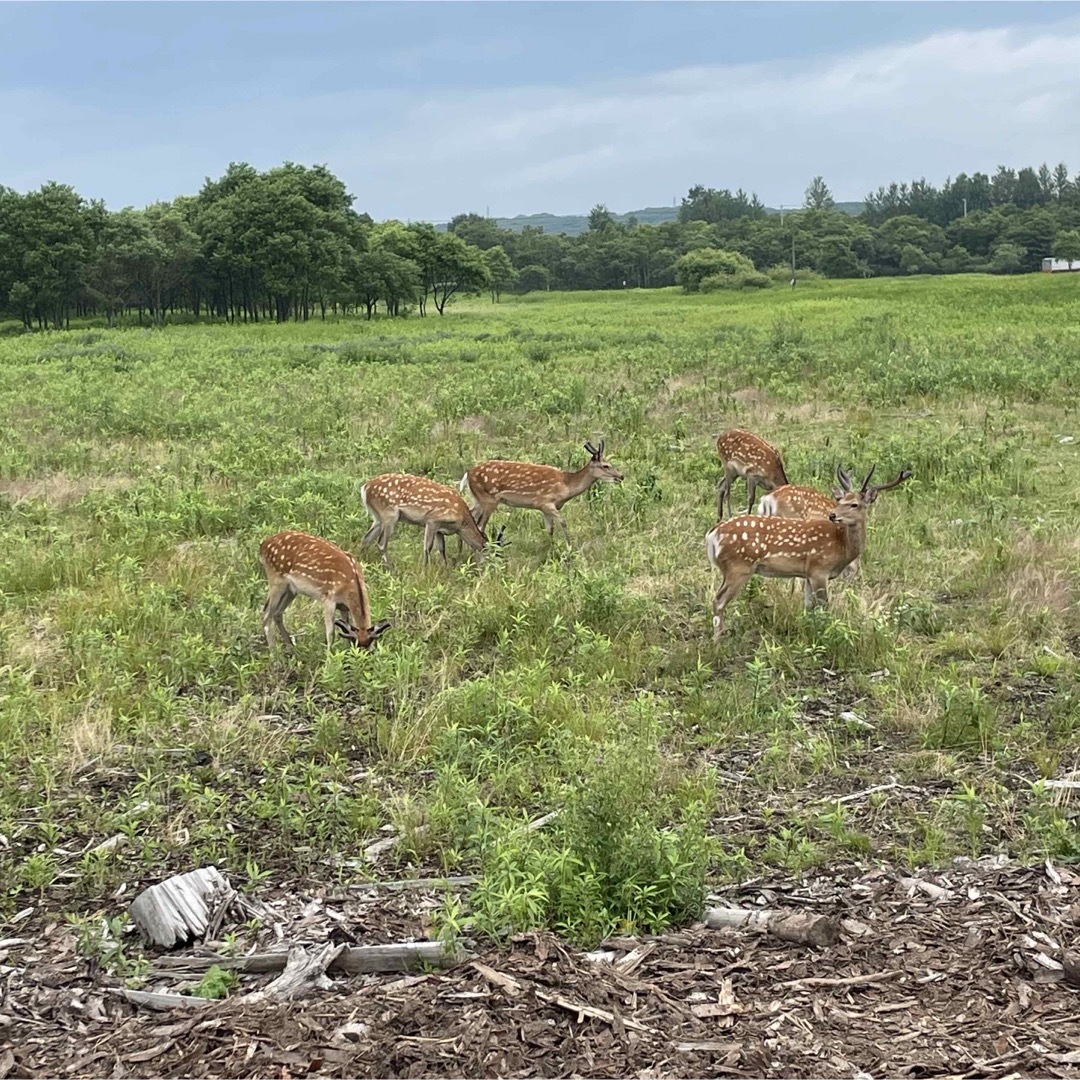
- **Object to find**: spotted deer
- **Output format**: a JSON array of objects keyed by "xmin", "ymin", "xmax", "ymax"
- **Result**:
[
  {"xmin": 461, "ymin": 440, "xmax": 623, "ymax": 544},
  {"xmin": 705, "ymin": 466, "xmax": 910, "ymax": 640},
  {"xmin": 259, "ymin": 530, "xmax": 391, "ymax": 651},
  {"xmin": 715, "ymin": 428, "xmax": 789, "ymax": 519},
  {"xmin": 757, "ymin": 466, "xmax": 913, "ymax": 581},
  {"xmin": 360, "ymin": 473, "xmax": 503, "ymax": 568}
]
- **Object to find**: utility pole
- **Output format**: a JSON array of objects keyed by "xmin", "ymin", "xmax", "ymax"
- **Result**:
[{"xmin": 963, "ymin": 197, "xmax": 968, "ymax": 218}]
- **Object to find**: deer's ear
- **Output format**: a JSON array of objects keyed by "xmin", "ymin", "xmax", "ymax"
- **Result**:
[
  {"xmin": 831, "ymin": 488, "xmax": 844, "ymax": 500},
  {"xmin": 370, "ymin": 621, "xmax": 391, "ymax": 641}
]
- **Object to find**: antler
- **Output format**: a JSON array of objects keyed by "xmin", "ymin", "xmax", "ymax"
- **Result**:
[
  {"xmin": 836, "ymin": 465, "xmax": 854, "ymax": 493},
  {"xmin": 584, "ymin": 441, "xmax": 598, "ymax": 458},
  {"xmin": 860, "ymin": 464, "xmax": 877, "ymax": 493},
  {"xmin": 869, "ymin": 468, "xmax": 913, "ymax": 495}
]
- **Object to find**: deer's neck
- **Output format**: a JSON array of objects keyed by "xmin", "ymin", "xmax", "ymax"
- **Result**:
[
  {"xmin": 462, "ymin": 511, "xmax": 487, "ymax": 552},
  {"xmin": 833, "ymin": 518, "xmax": 866, "ymax": 570},
  {"xmin": 562, "ymin": 465, "xmax": 597, "ymax": 499}
]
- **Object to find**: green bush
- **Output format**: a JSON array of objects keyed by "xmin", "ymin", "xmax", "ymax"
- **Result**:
[{"xmin": 675, "ymin": 247, "xmax": 765, "ymax": 292}]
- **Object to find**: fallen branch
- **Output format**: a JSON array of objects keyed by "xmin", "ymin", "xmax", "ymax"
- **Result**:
[
  {"xmin": 152, "ymin": 940, "xmax": 466, "ymax": 978},
  {"xmin": 536, "ymin": 990, "xmax": 656, "ymax": 1034},
  {"xmin": 776, "ymin": 969, "xmax": 902, "ymax": 990},
  {"xmin": 470, "ymin": 961, "xmax": 524, "ymax": 997},
  {"xmin": 704, "ymin": 906, "xmax": 839, "ymax": 947},
  {"xmin": 110, "ymin": 988, "xmax": 214, "ymax": 1011},
  {"xmin": 238, "ymin": 942, "xmax": 344, "ymax": 1004}
]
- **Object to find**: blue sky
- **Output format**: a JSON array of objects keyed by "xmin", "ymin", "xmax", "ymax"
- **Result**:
[{"xmin": 2, "ymin": 2, "xmax": 1078, "ymax": 220}]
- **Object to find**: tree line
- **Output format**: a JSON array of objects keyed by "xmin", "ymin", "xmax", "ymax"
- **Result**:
[{"xmin": 2, "ymin": 160, "xmax": 1079, "ymax": 330}]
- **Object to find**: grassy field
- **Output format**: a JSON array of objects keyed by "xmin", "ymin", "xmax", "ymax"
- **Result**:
[{"xmin": 1, "ymin": 274, "xmax": 1079, "ymax": 953}]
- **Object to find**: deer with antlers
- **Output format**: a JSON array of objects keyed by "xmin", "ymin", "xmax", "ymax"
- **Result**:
[
  {"xmin": 360, "ymin": 473, "xmax": 503, "ymax": 568},
  {"xmin": 705, "ymin": 465, "xmax": 910, "ymax": 640},
  {"xmin": 259, "ymin": 530, "xmax": 391, "ymax": 651},
  {"xmin": 461, "ymin": 440, "xmax": 623, "ymax": 544},
  {"xmin": 715, "ymin": 428, "xmax": 789, "ymax": 519},
  {"xmin": 756, "ymin": 466, "xmax": 913, "ymax": 581}
]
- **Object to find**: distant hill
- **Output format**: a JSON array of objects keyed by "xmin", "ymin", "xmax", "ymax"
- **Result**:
[{"xmin": 434, "ymin": 201, "xmax": 863, "ymax": 236}]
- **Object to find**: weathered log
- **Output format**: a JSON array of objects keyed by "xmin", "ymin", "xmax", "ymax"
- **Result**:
[
  {"xmin": 238, "ymin": 942, "xmax": 345, "ymax": 1004},
  {"xmin": 129, "ymin": 867, "xmax": 232, "ymax": 948},
  {"xmin": 152, "ymin": 940, "xmax": 466, "ymax": 977},
  {"xmin": 704, "ymin": 906, "xmax": 839, "ymax": 947}
]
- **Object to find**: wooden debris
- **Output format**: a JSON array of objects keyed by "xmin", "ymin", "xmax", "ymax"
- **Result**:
[
  {"xmin": 470, "ymin": 961, "xmax": 524, "ymax": 997},
  {"xmin": 704, "ymin": 906, "xmax": 840, "ymax": 947},
  {"xmin": 536, "ymin": 990, "xmax": 656, "ymax": 1034},
  {"xmin": 899, "ymin": 876, "xmax": 953, "ymax": 902},
  {"xmin": 1062, "ymin": 950, "xmax": 1080, "ymax": 988},
  {"xmin": 777, "ymin": 969, "xmax": 902, "ymax": 990},
  {"xmin": 238, "ymin": 942, "xmax": 345, "ymax": 1004},
  {"xmin": 355, "ymin": 875, "xmax": 476, "ymax": 892},
  {"xmin": 129, "ymin": 866, "xmax": 232, "ymax": 948},
  {"xmin": 675, "ymin": 1040, "xmax": 742, "ymax": 1054},
  {"xmin": 152, "ymin": 940, "xmax": 466, "ymax": 978},
  {"xmin": 110, "ymin": 988, "xmax": 214, "ymax": 1011}
]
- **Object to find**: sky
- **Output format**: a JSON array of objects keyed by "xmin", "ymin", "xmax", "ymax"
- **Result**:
[{"xmin": 2, "ymin": 1, "xmax": 1078, "ymax": 221}]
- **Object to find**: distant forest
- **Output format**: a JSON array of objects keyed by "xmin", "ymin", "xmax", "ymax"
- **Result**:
[{"xmin": 1, "ymin": 161, "xmax": 1078, "ymax": 329}]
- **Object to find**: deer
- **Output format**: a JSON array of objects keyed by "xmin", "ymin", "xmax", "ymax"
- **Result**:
[
  {"xmin": 461, "ymin": 440, "xmax": 623, "ymax": 544},
  {"xmin": 360, "ymin": 473, "xmax": 503, "ymax": 569},
  {"xmin": 705, "ymin": 465, "xmax": 910, "ymax": 640},
  {"xmin": 715, "ymin": 428, "xmax": 789, "ymax": 519},
  {"xmin": 259, "ymin": 530, "xmax": 391, "ymax": 651},
  {"xmin": 756, "ymin": 466, "xmax": 913, "ymax": 581}
]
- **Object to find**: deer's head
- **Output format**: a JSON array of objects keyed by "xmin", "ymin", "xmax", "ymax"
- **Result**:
[{"xmin": 584, "ymin": 439, "xmax": 624, "ymax": 484}]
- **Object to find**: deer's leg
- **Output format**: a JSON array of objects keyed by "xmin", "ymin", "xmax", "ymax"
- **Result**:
[
  {"xmin": 436, "ymin": 529, "xmax": 448, "ymax": 562},
  {"xmin": 267, "ymin": 585, "xmax": 296, "ymax": 650},
  {"xmin": 745, "ymin": 477, "xmax": 758, "ymax": 515},
  {"xmin": 842, "ymin": 558, "xmax": 859, "ymax": 581},
  {"xmin": 360, "ymin": 519, "xmax": 382, "ymax": 550},
  {"xmin": 712, "ymin": 564, "xmax": 753, "ymax": 641},
  {"xmin": 377, "ymin": 512, "xmax": 398, "ymax": 568},
  {"xmin": 422, "ymin": 521, "xmax": 439, "ymax": 567},
  {"xmin": 805, "ymin": 574, "xmax": 829, "ymax": 610},
  {"xmin": 323, "ymin": 597, "xmax": 339, "ymax": 649},
  {"xmin": 716, "ymin": 474, "xmax": 731, "ymax": 520},
  {"xmin": 262, "ymin": 583, "xmax": 288, "ymax": 648}
]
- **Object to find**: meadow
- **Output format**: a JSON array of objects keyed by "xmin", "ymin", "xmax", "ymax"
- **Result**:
[{"xmin": 1, "ymin": 274, "xmax": 1079, "ymax": 952}]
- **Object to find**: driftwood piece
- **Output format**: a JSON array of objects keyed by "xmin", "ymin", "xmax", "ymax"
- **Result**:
[
  {"xmin": 110, "ymin": 988, "xmax": 214, "ymax": 1011},
  {"xmin": 129, "ymin": 867, "xmax": 231, "ymax": 948},
  {"xmin": 535, "ymin": 990, "xmax": 656, "ymax": 1034},
  {"xmin": 238, "ymin": 942, "xmax": 345, "ymax": 1004},
  {"xmin": 777, "ymin": 969, "xmax": 902, "ymax": 990},
  {"xmin": 704, "ymin": 906, "xmax": 839, "ymax": 947},
  {"xmin": 152, "ymin": 940, "xmax": 464, "ymax": 978}
]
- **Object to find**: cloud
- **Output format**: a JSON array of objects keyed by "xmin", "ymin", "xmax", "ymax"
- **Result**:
[{"xmin": 3, "ymin": 17, "xmax": 1079, "ymax": 219}]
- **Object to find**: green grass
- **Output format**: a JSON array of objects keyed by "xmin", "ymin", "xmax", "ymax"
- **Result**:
[{"xmin": 2, "ymin": 275, "xmax": 1079, "ymax": 949}]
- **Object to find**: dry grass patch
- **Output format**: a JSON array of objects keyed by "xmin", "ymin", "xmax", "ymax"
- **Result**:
[
  {"xmin": 62, "ymin": 702, "xmax": 116, "ymax": 774},
  {"xmin": 0, "ymin": 472, "xmax": 135, "ymax": 510}
]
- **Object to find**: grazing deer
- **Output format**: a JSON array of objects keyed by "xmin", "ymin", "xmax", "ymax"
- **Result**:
[
  {"xmin": 360, "ymin": 473, "xmax": 502, "ymax": 568},
  {"xmin": 715, "ymin": 428, "xmax": 789, "ymax": 519},
  {"xmin": 757, "ymin": 466, "xmax": 913, "ymax": 580},
  {"xmin": 259, "ymin": 531, "xmax": 390, "ymax": 651},
  {"xmin": 705, "ymin": 466, "xmax": 910, "ymax": 640},
  {"xmin": 461, "ymin": 440, "xmax": 623, "ymax": 544}
]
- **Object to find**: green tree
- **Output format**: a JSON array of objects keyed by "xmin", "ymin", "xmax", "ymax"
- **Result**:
[
  {"xmin": 675, "ymin": 247, "xmax": 765, "ymax": 291},
  {"xmin": 989, "ymin": 242, "xmax": 1026, "ymax": 274},
  {"xmin": 804, "ymin": 176, "xmax": 835, "ymax": 211},
  {"xmin": 482, "ymin": 245, "xmax": 516, "ymax": 302},
  {"xmin": 427, "ymin": 232, "xmax": 489, "ymax": 315},
  {"xmin": 588, "ymin": 204, "xmax": 616, "ymax": 232},
  {"xmin": 1052, "ymin": 230, "xmax": 1080, "ymax": 262}
]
